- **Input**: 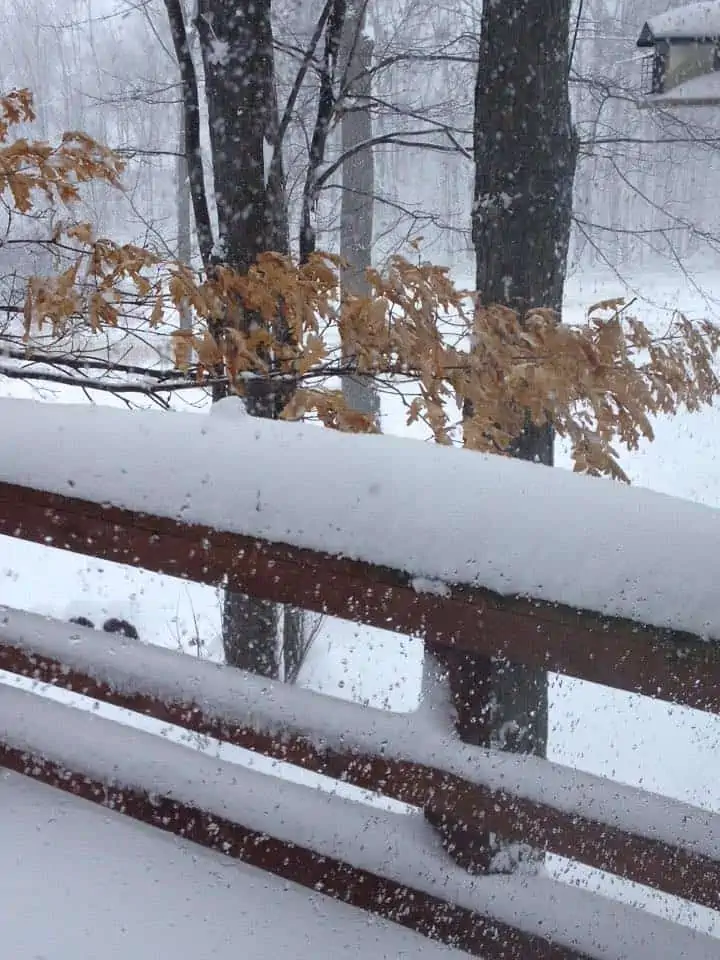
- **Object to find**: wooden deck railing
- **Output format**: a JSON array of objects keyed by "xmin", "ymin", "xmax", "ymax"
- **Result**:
[
  {"xmin": 0, "ymin": 479, "xmax": 719, "ymax": 959},
  {"xmin": 1, "ymin": 479, "xmax": 717, "ymax": 712}
]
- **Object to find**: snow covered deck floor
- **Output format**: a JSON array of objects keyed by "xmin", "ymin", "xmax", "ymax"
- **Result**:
[
  {"xmin": 1, "ymin": 678, "xmax": 718, "ymax": 960},
  {"xmin": 0, "ymin": 770, "xmax": 466, "ymax": 960}
]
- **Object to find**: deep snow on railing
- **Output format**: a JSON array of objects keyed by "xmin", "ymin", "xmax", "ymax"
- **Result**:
[{"xmin": 0, "ymin": 399, "xmax": 719, "ymax": 958}]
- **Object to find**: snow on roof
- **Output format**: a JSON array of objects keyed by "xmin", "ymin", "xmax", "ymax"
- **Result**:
[
  {"xmin": 3, "ymin": 682, "xmax": 719, "ymax": 959},
  {"xmin": 643, "ymin": 1, "xmax": 720, "ymax": 41},
  {"xmin": 1, "ymin": 769, "xmax": 466, "ymax": 960},
  {"xmin": 3, "ymin": 606, "xmax": 720, "ymax": 867},
  {"xmin": 1, "ymin": 398, "xmax": 719, "ymax": 640}
]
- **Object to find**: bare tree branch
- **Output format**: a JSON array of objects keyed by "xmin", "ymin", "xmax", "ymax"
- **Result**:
[
  {"xmin": 163, "ymin": 0, "xmax": 214, "ymax": 267},
  {"xmin": 316, "ymin": 129, "xmax": 469, "ymax": 193},
  {"xmin": 0, "ymin": 345, "xmax": 182, "ymax": 380},
  {"xmin": 270, "ymin": 0, "xmax": 336, "ymax": 190},
  {"xmin": 0, "ymin": 362, "xmax": 216, "ymax": 397}
]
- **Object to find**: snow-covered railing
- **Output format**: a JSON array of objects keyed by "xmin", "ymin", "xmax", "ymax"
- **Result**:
[
  {"xmin": 0, "ymin": 400, "xmax": 718, "ymax": 714},
  {"xmin": 1, "ymin": 400, "xmax": 720, "ymax": 955},
  {"xmin": 3, "ymin": 666, "xmax": 718, "ymax": 960},
  {"xmin": 0, "ymin": 609, "xmax": 719, "ymax": 960}
]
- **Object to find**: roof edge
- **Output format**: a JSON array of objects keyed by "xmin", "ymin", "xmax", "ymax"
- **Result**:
[{"xmin": 637, "ymin": 22, "xmax": 655, "ymax": 47}]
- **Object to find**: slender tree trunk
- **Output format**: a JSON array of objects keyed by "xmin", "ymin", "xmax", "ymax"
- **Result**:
[
  {"xmin": 176, "ymin": 100, "xmax": 193, "ymax": 332},
  {"xmin": 176, "ymin": 130, "xmax": 192, "ymax": 268},
  {"xmin": 339, "ymin": 1, "xmax": 380, "ymax": 423},
  {"xmin": 466, "ymin": 0, "xmax": 578, "ymax": 756},
  {"xmin": 164, "ymin": 0, "xmax": 214, "ymax": 267}
]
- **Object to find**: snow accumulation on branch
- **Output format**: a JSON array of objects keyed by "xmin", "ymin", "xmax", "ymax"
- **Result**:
[
  {"xmin": 0, "ymin": 682, "xmax": 717, "ymax": 960},
  {"xmin": 0, "ymin": 398, "xmax": 719, "ymax": 640},
  {"xmin": 3, "ymin": 607, "xmax": 719, "ymax": 866}
]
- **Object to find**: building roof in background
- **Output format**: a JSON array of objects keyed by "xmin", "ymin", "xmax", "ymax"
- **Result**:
[{"xmin": 638, "ymin": 1, "xmax": 720, "ymax": 46}]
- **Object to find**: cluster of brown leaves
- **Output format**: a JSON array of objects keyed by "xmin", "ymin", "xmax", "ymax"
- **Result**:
[
  {"xmin": 186, "ymin": 255, "xmax": 720, "ymax": 482},
  {"xmin": 460, "ymin": 300, "xmax": 720, "ymax": 481},
  {"xmin": 25, "ymin": 226, "xmax": 162, "ymax": 335},
  {"xmin": 0, "ymin": 89, "xmax": 124, "ymax": 215},
  {"xmin": 7, "ymin": 90, "xmax": 720, "ymax": 482}
]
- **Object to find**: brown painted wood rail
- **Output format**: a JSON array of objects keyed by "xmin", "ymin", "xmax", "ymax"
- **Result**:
[
  {"xmin": 0, "ymin": 479, "xmax": 718, "ymax": 713},
  {"xmin": 0, "ymin": 478, "xmax": 719, "ymax": 958}
]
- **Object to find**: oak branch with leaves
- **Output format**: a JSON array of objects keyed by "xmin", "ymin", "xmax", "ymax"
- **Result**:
[{"xmin": 2, "ymin": 89, "xmax": 719, "ymax": 482}]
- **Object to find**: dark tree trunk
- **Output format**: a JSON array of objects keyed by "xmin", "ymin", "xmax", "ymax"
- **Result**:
[
  {"xmin": 339, "ymin": 0, "xmax": 380, "ymax": 422},
  {"xmin": 473, "ymin": 0, "xmax": 576, "ymax": 319},
  {"xmin": 429, "ymin": 0, "xmax": 578, "ymax": 874},
  {"xmin": 176, "ymin": 100, "xmax": 193, "ymax": 334},
  {"xmin": 195, "ymin": 0, "xmax": 300, "ymax": 679},
  {"xmin": 466, "ymin": 0, "xmax": 578, "ymax": 756},
  {"xmin": 196, "ymin": 0, "xmax": 276, "ymax": 270},
  {"xmin": 164, "ymin": 0, "xmax": 214, "ymax": 267},
  {"xmin": 222, "ymin": 589, "xmax": 279, "ymax": 677}
]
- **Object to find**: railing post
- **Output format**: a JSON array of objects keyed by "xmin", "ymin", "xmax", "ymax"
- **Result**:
[{"xmin": 423, "ymin": 643, "xmax": 547, "ymax": 873}]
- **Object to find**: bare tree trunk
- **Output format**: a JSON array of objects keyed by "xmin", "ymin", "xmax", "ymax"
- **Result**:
[
  {"xmin": 467, "ymin": 0, "xmax": 578, "ymax": 756},
  {"xmin": 165, "ymin": 0, "xmax": 339, "ymax": 680},
  {"xmin": 164, "ymin": 0, "xmax": 214, "ymax": 267},
  {"xmin": 194, "ymin": 0, "xmax": 290, "ymax": 678},
  {"xmin": 298, "ymin": 0, "xmax": 348, "ymax": 264},
  {"xmin": 176, "ymin": 134, "xmax": 192, "ymax": 267},
  {"xmin": 176, "ymin": 100, "xmax": 193, "ymax": 332},
  {"xmin": 256, "ymin": 25, "xmax": 303, "ymax": 682},
  {"xmin": 339, "ymin": 1, "xmax": 380, "ymax": 423}
]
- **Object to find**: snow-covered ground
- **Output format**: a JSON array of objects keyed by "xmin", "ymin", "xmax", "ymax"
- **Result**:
[
  {"xmin": 0, "ymin": 769, "xmax": 466, "ymax": 960},
  {"xmin": 1, "ymin": 263, "xmax": 720, "ymax": 943}
]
